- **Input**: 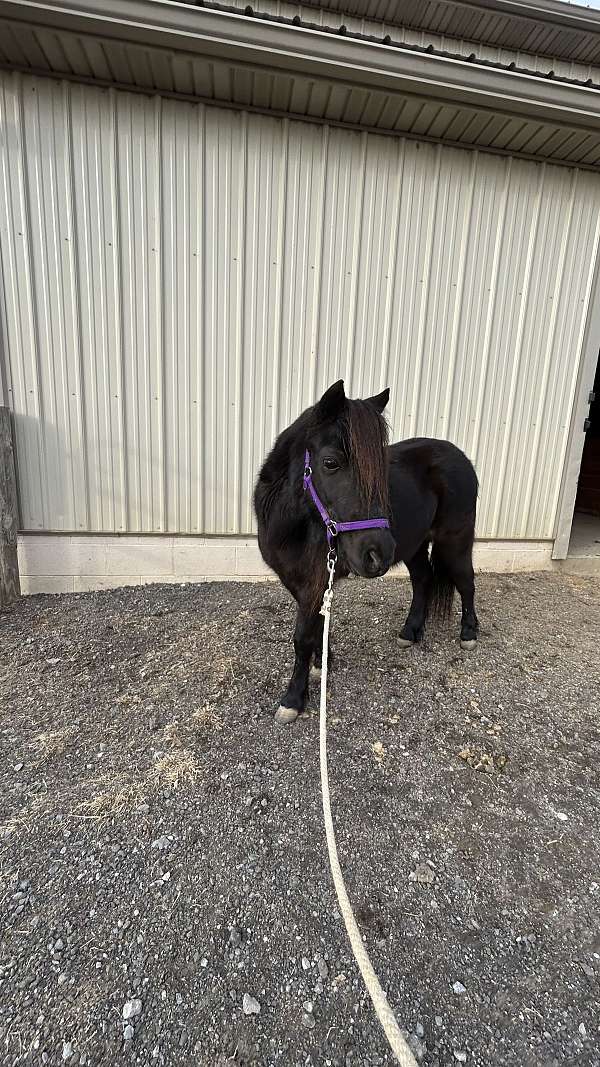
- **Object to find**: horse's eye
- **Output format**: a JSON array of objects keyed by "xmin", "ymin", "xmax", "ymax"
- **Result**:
[{"xmin": 323, "ymin": 458, "xmax": 340, "ymax": 472}]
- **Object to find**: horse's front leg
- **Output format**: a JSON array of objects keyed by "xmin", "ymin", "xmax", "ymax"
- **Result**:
[
  {"xmin": 275, "ymin": 605, "xmax": 323, "ymax": 724},
  {"xmin": 312, "ymin": 612, "xmax": 336, "ymax": 677}
]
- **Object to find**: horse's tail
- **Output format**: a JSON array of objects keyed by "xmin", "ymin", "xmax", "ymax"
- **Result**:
[{"xmin": 429, "ymin": 544, "xmax": 455, "ymax": 619}]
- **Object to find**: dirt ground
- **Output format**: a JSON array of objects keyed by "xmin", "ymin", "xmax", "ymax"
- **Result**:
[{"xmin": 1, "ymin": 572, "xmax": 599, "ymax": 1067}]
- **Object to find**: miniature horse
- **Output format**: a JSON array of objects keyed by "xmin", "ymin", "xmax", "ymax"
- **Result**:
[{"xmin": 254, "ymin": 380, "xmax": 478, "ymax": 723}]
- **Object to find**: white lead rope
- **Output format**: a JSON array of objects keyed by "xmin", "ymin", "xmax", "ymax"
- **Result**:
[{"xmin": 318, "ymin": 555, "xmax": 418, "ymax": 1067}]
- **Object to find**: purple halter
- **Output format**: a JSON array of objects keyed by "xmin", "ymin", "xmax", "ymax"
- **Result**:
[{"xmin": 303, "ymin": 450, "xmax": 391, "ymax": 548}]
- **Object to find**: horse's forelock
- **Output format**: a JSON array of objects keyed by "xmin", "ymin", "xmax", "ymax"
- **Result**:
[{"xmin": 342, "ymin": 400, "xmax": 389, "ymax": 510}]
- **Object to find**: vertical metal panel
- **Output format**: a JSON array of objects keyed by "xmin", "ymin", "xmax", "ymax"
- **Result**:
[{"xmin": 1, "ymin": 70, "xmax": 600, "ymax": 539}]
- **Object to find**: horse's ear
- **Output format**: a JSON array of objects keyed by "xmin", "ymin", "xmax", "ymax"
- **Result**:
[
  {"xmin": 315, "ymin": 380, "xmax": 346, "ymax": 420},
  {"xmin": 366, "ymin": 387, "xmax": 390, "ymax": 414}
]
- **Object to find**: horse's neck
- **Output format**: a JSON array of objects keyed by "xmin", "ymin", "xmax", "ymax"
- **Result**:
[
  {"xmin": 259, "ymin": 416, "xmax": 319, "ymax": 538},
  {"xmin": 261, "ymin": 410, "xmax": 311, "ymax": 490}
]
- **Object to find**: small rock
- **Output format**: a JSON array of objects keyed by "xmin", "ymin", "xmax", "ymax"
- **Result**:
[
  {"xmin": 136, "ymin": 804, "xmax": 150, "ymax": 815},
  {"xmin": 200, "ymin": 957, "xmax": 208, "ymax": 968},
  {"xmin": 54, "ymin": 940, "xmax": 65, "ymax": 952},
  {"xmin": 452, "ymin": 982, "xmax": 466, "ymax": 995},
  {"xmin": 454, "ymin": 1054, "xmax": 467, "ymax": 1063},
  {"xmin": 229, "ymin": 927, "xmax": 242, "ymax": 948},
  {"xmin": 242, "ymin": 994, "xmax": 260, "ymax": 1016},
  {"xmin": 301, "ymin": 957, "xmax": 311, "ymax": 971},
  {"xmin": 409, "ymin": 863, "xmax": 435, "ymax": 885},
  {"xmin": 316, "ymin": 957, "xmax": 329, "ymax": 979},
  {"xmin": 151, "ymin": 836, "xmax": 171, "ymax": 851},
  {"xmin": 62, "ymin": 1043, "xmax": 73, "ymax": 1061},
  {"xmin": 303, "ymin": 1000, "xmax": 313, "ymax": 1013},
  {"xmin": 579, "ymin": 1023, "xmax": 587, "ymax": 1038},
  {"xmin": 302, "ymin": 1012, "xmax": 316, "ymax": 1029},
  {"xmin": 435, "ymin": 1016, "xmax": 443, "ymax": 1027},
  {"xmin": 14, "ymin": 763, "xmax": 24, "ymax": 772},
  {"xmin": 123, "ymin": 1025, "xmax": 134, "ymax": 1041},
  {"xmin": 416, "ymin": 1022, "xmax": 425, "ymax": 1037},
  {"xmin": 315, "ymin": 978, "xmax": 324, "ymax": 995},
  {"xmin": 122, "ymin": 999, "xmax": 143, "ymax": 1021},
  {"xmin": 408, "ymin": 1033, "xmax": 426, "ymax": 1061},
  {"xmin": 556, "ymin": 812, "xmax": 568, "ymax": 822},
  {"xmin": 372, "ymin": 741, "xmax": 386, "ymax": 763}
]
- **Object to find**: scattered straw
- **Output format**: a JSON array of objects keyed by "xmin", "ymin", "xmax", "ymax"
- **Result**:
[
  {"xmin": 151, "ymin": 750, "xmax": 201, "ymax": 788},
  {"xmin": 29, "ymin": 727, "xmax": 77, "ymax": 763},
  {"xmin": 191, "ymin": 706, "xmax": 224, "ymax": 731},
  {"xmin": 75, "ymin": 784, "xmax": 143, "ymax": 819},
  {"xmin": 0, "ymin": 795, "xmax": 48, "ymax": 839},
  {"xmin": 163, "ymin": 722, "xmax": 184, "ymax": 748}
]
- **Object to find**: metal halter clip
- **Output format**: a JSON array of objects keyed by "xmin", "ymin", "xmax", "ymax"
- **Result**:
[
  {"xmin": 321, "ymin": 551, "xmax": 336, "ymax": 616},
  {"xmin": 326, "ymin": 519, "xmax": 338, "ymax": 538}
]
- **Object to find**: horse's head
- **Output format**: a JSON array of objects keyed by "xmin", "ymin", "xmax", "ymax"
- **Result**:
[{"xmin": 307, "ymin": 380, "xmax": 396, "ymax": 579}]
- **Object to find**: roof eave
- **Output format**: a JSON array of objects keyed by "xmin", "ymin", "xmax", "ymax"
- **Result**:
[{"xmin": 2, "ymin": 0, "xmax": 600, "ymax": 135}]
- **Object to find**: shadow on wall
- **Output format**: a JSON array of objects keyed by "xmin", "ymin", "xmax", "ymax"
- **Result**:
[{"xmin": 10, "ymin": 411, "xmax": 89, "ymax": 534}]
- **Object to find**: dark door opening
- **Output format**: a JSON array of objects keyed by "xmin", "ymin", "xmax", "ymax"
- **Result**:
[{"xmin": 569, "ymin": 353, "xmax": 600, "ymax": 558}]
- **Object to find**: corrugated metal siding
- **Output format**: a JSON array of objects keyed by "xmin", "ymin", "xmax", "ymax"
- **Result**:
[
  {"xmin": 225, "ymin": 0, "xmax": 600, "ymax": 82},
  {"xmin": 268, "ymin": 0, "xmax": 600, "ymax": 67},
  {"xmin": 3, "ymin": 3, "xmax": 600, "ymax": 83},
  {"xmin": 1, "ymin": 69, "xmax": 600, "ymax": 538},
  {"xmin": 2, "ymin": 23, "xmax": 600, "ymax": 167}
]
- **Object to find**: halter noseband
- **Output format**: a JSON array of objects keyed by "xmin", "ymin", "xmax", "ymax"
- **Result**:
[{"xmin": 303, "ymin": 450, "xmax": 391, "ymax": 548}]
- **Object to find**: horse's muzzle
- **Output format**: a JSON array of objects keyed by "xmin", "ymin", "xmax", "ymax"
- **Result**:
[{"xmin": 362, "ymin": 546, "xmax": 391, "ymax": 578}]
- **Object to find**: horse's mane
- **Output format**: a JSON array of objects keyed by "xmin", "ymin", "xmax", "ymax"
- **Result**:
[
  {"xmin": 340, "ymin": 399, "xmax": 390, "ymax": 512},
  {"xmin": 257, "ymin": 398, "xmax": 389, "ymax": 512}
]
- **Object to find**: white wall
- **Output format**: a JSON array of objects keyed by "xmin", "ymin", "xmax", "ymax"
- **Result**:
[{"xmin": 2, "ymin": 72, "xmax": 600, "ymax": 543}]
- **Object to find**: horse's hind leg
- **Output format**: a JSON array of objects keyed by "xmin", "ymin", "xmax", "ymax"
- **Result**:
[
  {"xmin": 399, "ymin": 541, "xmax": 432, "ymax": 647},
  {"xmin": 275, "ymin": 604, "xmax": 322, "ymax": 724},
  {"xmin": 435, "ymin": 536, "xmax": 478, "ymax": 649}
]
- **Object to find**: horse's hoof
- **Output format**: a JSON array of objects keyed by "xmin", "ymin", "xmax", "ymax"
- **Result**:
[
  {"xmin": 310, "ymin": 665, "xmax": 322, "ymax": 680},
  {"xmin": 460, "ymin": 639, "xmax": 477, "ymax": 651},
  {"xmin": 274, "ymin": 706, "xmax": 299, "ymax": 724},
  {"xmin": 398, "ymin": 637, "xmax": 414, "ymax": 649}
]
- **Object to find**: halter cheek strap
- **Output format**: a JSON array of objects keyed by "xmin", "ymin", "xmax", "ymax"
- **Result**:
[{"xmin": 303, "ymin": 450, "xmax": 391, "ymax": 547}]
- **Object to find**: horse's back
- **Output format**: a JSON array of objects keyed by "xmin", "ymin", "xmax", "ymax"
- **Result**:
[
  {"xmin": 389, "ymin": 436, "xmax": 477, "ymax": 496},
  {"xmin": 387, "ymin": 437, "xmax": 477, "ymax": 559}
]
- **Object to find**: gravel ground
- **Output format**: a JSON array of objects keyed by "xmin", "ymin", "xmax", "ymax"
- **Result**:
[{"xmin": 1, "ymin": 572, "xmax": 599, "ymax": 1067}]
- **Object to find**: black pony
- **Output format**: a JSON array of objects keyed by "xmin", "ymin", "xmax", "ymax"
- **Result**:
[{"xmin": 254, "ymin": 381, "xmax": 478, "ymax": 723}]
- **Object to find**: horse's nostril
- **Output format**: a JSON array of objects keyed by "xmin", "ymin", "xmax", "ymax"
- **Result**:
[{"xmin": 367, "ymin": 549, "xmax": 381, "ymax": 568}]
